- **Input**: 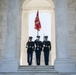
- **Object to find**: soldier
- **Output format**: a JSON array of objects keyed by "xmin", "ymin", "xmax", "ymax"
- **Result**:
[
  {"xmin": 34, "ymin": 36, "xmax": 43, "ymax": 65},
  {"xmin": 26, "ymin": 36, "xmax": 34, "ymax": 65},
  {"xmin": 43, "ymin": 36, "xmax": 51, "ymax": 65}
]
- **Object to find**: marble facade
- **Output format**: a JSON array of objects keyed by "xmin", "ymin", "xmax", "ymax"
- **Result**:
[{"xmin": 0, "ymin": 0, "xmax": 76, "ymax": 74}]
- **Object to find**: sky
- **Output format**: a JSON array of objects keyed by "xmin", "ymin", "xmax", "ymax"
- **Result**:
[{"xmin": 28, "ymin": 12, "xmax": 51, "ymax": 41}]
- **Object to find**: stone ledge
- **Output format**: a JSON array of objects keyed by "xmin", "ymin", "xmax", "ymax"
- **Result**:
[
  {"xmin": 0, "ymin": 72, "xmax": 58, "ymax": 75},
  {"xmin": 0, "ymin": 72, "xmax": 76, "ymax": 75}
]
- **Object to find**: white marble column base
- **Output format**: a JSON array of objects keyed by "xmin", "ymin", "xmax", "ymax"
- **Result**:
[
  {"xmin": 54, "ymin": 59, "xmax": 76, "ymax": 72},
  {"xmin": 0, "ymin": 59, "xmax": 18, "ymax": 72}
]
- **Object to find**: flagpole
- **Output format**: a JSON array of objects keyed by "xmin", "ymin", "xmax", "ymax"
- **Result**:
[{"xmin": 37, "ymin": 30, "xmax": 39, "ymax": 36}]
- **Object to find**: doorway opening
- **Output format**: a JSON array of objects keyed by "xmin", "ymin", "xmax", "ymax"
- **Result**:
[
  {"xmin": 20, "ymin": 0, "xmax": 56, "ymax": 66},
  {"xmin": 28, "ymin": 11, "xmax": 51, "ymax": 65}
]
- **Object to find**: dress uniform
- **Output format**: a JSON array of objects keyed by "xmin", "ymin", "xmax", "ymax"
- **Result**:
[
  {"xmin": 26, "ymin": 36, "xmax": 34, "ymax": 65},
  {"xmin": 34, "ymin": 36, "xmax": 43, "ymax": 65},
  {"xmin": 43, "ymin": 36, "xmax": 51, "ymax": 65}
]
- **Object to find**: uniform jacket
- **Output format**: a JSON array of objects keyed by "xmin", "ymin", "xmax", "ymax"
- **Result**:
[
  {"xmin": 43, "ymin": 41, "xmax": 51, "ymax": 52},
  {"xmin": 34, "ymin": 40, "xmax": 43, "ymax": 52},
  {"xmin": 26, "ymin": 41, "xmax": 34, "ymax": 53}
]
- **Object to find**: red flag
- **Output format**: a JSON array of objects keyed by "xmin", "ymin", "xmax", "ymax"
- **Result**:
[{"xmin": 34, "ymin": 11, "xmax": 41, "ymax": 31}]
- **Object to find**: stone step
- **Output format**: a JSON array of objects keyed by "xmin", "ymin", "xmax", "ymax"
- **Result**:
[
  {"xmin": 19, "ymin": 65, "xmax": 54, "ymax": 69},
  {"xmin": 18, "ymin": 66, "xmax": 56, "ymax": 73},
  {"xmin": 0, "ymin": 72, "xmax": 58, "ymax": 75},
  {"xmin": 0, "ymin": 72, "xmax": 75, "ymax": 75}
]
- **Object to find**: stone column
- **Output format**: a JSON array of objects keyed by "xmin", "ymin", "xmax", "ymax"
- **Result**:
[
  {"xmin": 51, "ymin": 10, "xmax": 56, "ymax": 65},
  {"xmin": 54, "ymin": 0, "xmax": 76, "ymax": 72},
  {"xmin": 20, "ymin": 10, "xmax": 29, "ymax": 65},
  {"xmin": 0, "ymin": 0, "xmax": 19, "ymax": 72}
]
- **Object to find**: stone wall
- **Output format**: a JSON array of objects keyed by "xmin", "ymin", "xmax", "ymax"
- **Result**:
[
  {"xmin": 67, "ymin": 0, "xmax": 76, "ymax": 63},
  {"xmin": 0, "ymin": 0, "xmax": 7, "ymax": 60},
  {"xmin": 0, "ymin": 0, "xmax": 76, "ymax": 65}
]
